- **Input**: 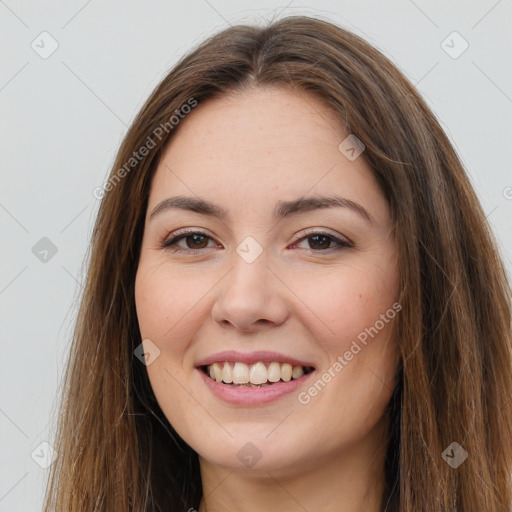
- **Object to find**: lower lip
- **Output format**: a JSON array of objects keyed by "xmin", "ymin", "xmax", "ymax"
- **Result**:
[{"xmin": 197, "ymin": 368, "xmax": 315, "ymax": 405}]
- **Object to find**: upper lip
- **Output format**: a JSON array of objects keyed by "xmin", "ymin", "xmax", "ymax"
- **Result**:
[{"xmin": 195, "ymin": 350, "xmax": 316, "ymax": 369}]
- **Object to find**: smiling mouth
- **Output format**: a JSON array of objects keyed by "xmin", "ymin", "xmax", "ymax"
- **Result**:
[{"xmin": 201, "ymin": 361, "xmax": 315, "ymax": 387}]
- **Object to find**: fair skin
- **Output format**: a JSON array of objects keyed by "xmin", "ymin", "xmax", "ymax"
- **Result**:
[{"xmin": 135, "ymin": 86, "xmax": 400, "ymax": 512}]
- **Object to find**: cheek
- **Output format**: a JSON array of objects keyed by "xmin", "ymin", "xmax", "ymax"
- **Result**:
[
  {"xmin": 134, "ymin": 265, "xmax": 204, "ymax": 431},
  {"xmin": 293, "ymin": 260, "xmax": 399, "ymax": 353},
  {"xmin": 134, "ymin": 262, "xmax": 209, "ymax": 351},
  {"xmin": 299, "ymin": 262, "xmax": 400, "ymax": 420}
]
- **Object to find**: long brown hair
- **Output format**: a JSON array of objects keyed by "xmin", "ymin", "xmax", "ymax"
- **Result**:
[{"xmin": 42, "ymin": 14, "xmax": 512, "ymax": 512}]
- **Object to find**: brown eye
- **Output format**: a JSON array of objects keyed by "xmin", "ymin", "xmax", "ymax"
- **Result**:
[
  {"xmin": 293, "ymin": 231, "xmax": 352, "ymax": 252},
  {"xmin": 307, "ymin": 234, "xmax": 332, "ymax": 250},
  {"xmin": 161, "ymin": 231, "xmax": 216, "ymax": 252},
  {"xmin": 183, "ymin": 234, "xmax": 209, "ymax": 249}
]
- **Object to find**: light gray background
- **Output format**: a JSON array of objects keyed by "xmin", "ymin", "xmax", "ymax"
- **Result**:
[{"xmin": 1, "ymin": 1, "xmax": 511, "ymax": 510}]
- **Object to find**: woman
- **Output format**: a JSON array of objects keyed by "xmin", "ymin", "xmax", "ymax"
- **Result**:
[{"xmin": 42, "ymin": 15, "xmax": 512, "ymax": 512}]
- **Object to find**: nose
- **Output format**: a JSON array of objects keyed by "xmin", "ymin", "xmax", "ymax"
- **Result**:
[{"xmin": 211, "ymin": 250, "xmax": 290, "ymax": 333}]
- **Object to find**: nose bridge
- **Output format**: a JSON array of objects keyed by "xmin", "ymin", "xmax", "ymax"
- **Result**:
[{"xmin": 211, "ymin": 241, "xmax": 289, "ymax": 331}]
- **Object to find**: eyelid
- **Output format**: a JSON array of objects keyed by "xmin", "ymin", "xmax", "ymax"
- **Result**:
[{"xmin": 165, "ymin": 227, "xmax": 212, "ymax": 239}]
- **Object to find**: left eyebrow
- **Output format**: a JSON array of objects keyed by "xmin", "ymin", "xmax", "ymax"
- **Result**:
[
  {"xmin": 149, "ymin": 194, "xmax": 375, "ymax": 225},
  {"xmin": 275, "ymin": 195, "xmax": 374, "ymax": 225}
]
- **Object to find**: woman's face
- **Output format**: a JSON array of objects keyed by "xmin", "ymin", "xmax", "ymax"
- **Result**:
[{"xmin": 135, "ymin": 86, "xmax": 400, "ymax": 475}]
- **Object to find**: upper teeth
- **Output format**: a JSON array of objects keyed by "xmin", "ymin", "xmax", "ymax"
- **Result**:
[{"xmin": 207, "ymin": 361, "xmax": 308, "ymax": 385}]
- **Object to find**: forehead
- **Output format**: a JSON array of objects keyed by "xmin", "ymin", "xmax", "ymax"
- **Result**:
[
  {"xmin": 161, "ymin": 85, "xmax": 346, "ymax": 163},
  {"xmin": 148, "ymin": 86, "xmax": 386, "ymax": 224}
]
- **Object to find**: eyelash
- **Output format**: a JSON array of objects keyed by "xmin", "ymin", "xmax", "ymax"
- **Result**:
[{"xmin": 160, "ymin": 229, "xmax": 353, "ymax": 254}]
